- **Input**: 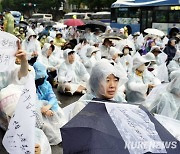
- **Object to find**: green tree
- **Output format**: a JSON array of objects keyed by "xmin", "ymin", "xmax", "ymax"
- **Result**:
[
  {"xmin": 68, "ymin": 0, "xmax": 116, "ymax": 11},
  {"xmin": 1, "ymin": 0, "xmax": 15, "ymax": 10}
]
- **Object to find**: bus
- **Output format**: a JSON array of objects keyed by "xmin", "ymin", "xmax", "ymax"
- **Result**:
[
  {"xmin": 110, "ymin": 0, "xmax": 180, "ymax": 34},
  {"xmin": 92, "ymin": 12, "xmax": 111, "ymax": 25},
  {"xmin": 64, "ymin": 12, "xmax": 91, "ymax": 19},
  {"xmin": 64, "ymin": 12, "xmax": 110, "ymax": 25}
]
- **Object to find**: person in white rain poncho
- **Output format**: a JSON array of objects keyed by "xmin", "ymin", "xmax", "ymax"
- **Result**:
[
  {"xmin": 41, "ymin": 43, "xmax": 61, "ymax": 86},
  {"xmin": 147, "ymin": 70, "xmax": 180, "ymax": 120},
  {"xmin": 64, "ymin": 59, "xmax": 127, "ymax": 120},
  {"xmin": 57, "ymin": 49, "xmax": 90, "ymax": 95},
  {"xmin": 80, "ymin": 59, "xmax": 128, "ymax": 103},
  {"xmin": 126, "ymin": 56, "xmax": 160, "ymax": 104},
  {"xmin": 83, "ymin": 46, "xmax": 101, "ymax": 74},
  {"xmin": 99, "ymin": 38, "xmax": 114, "ymax": 59},
  {"xmin": 142, "ymin": 52, "xmax": 161, "ymax": 85},
  {"xmin": 118, "ymin": 45, "xmax": 133, "ymax": 74},
  {"xmin": 73, "ymin": 38, "xmax": 90, "ymax": 63},
  {"xmin": 83, "ymin": 28, "xmax": 94, "ymax": 44},
  {"xmin": 22, "ymin": 28, "xmax": 42, "ymax": 64},
  {"xmin": 149, "ymin": 46, "xmax": 168, "ymax": 82},
  {"xmin": 167, "ymin": 51, "xmax": 180, "ymax": 75},
  {"xmin": 0, "ymin": 47, "xmax": 29, "ymax": 130}
]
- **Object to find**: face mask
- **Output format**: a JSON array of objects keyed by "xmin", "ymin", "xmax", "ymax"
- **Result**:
[
  {"xmin": 35, "ymin": 77, "xmax": 45, "ymax": 87},
  {"xmin": 29, "ymin": 37, "xmax": 35, "ymax": 43}
]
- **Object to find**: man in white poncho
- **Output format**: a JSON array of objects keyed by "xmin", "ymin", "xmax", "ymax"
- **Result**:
[
  {"xmin": 21, "ymin": 28, "xmax": 42, "ymax": 63},
  {"xmin": 57, "ymin": 49, "xmax": 90, "ymax": 95},
  {"xmin": 147, "ymin": 70, "xmax": 180, "ymax": 120},
  {"xmin": 167, "ymin": 51, "xmax": 180, "ymax": 75},
  {"xmin": 126, "ymin": 56, "xmax": 160, "ymax": 104}
]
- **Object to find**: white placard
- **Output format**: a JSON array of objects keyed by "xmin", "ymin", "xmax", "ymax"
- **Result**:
[
  {"xmin": 105, "ymin": 103, "xmax": 166, "ymax": 154},
  {"xmin": 3, "ymin": 75, "xmax": 36, "ymax": 154},
  {"xmin": 0, "ymin": 31, "xmax": 18, "ymax": 72}
]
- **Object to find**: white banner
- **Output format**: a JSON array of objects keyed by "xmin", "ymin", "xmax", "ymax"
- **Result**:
[
  {"xmin": 105, "ymin": 103, "xmax": 166, "ymax": 154},
  {"xmin": 3, "ymin": 74, "xmax": 36, "ymax": 154},
  {"xmin": 0, "ymin": 31, "xmax": 18, "ymax": 72}
]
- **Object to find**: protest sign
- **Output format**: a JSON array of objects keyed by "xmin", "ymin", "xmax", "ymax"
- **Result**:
[{"xmin": 0, "ymin": 31, "xmax": 18, "ymax": 72}]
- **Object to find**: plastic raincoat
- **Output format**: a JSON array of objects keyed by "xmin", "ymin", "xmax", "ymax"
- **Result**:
[
  {"xmin": 41, "ymin": 43, "xmax": 61, "ymax": 72},
  {"xmin": 33, "ymin": 62, "xmax": 67, "ymax": 145},
  {"xmin": 57, "ymin": 49, "xmax": 90, "ymax": 94},
  {"xmin": 168, "ymin": 51, "xmax": 180, "ymax": 75},
  {"xmin": 147, "ymin": 70, "xmax": 180, "ymax": 120},
  {"xmin": 22, "ymin": 28, "xmax": 42, "ymax": 61},
  {"xmin": 63, "ymin": 59, "xmax": 128, "ymax": 120},
  {"xmin": 126, "ymin": 56, "xmax": 160, "ymax": 103},
  {"xmin": 83, "ymin": 46, "xmax": 101, "ymax": 74},
  {"xmin": 3, "ymin": 12, "xmax": 14, "ymax": 34}
]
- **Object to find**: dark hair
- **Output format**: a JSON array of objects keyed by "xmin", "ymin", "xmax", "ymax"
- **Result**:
[
  {"xmin": 79, "ymin": 38, "xmax": 87, "ymax": 44},
  {"xmin": 56, "ymin": 33, "xmax": 62, "ymax": 37},
  {"xmin": 50, "ymin": 44, "xmax": 55, "ymax": 52},
  {"xmin": 68, "ymin": 51, "xmax": 75, "ymax": 55}
]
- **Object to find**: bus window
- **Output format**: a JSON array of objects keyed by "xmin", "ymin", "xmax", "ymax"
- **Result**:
[
  {"xmin": 118, "ymin": 8, "xmax": 128, "ymax": 18},
  {"xmin": 118, "ymin": 11, "xmax": 128, "ymax": 18},
  {"xmin": 154, "ymin": 10, "xmax": 167, "ymax": 22},
  {"xmin": 129, "ymin": 8, "xmax": 140, "ymax": 18},
  {"xmin": 169, "ymin": 11, "xmax": 180, "ymax": 23},
  {"xmin": 111, "ymin": 8, "xmax": 117, "ymax": 22}
]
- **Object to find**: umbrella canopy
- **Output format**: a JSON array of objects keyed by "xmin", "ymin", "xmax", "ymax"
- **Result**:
[
  {"xmin": 43, "ymin": 21, "xmax": 56, "ymax": 27},
  {"xmin": 77, "ymin": 20, "xmax": 107, "ymax": 32},
  {"xmin": 64, "ymin": 19, "xmax": 84, "ymax": 26},
  {"xmin": 144, "ymin": 28, "xmax": 165, "ymax": 37},
  {"xmin": 53, "ymin": 23, "xmax": 67, "ymax": 29},
  {"xmin": 61, "ymin": 100, "xmax": 180, "ymax": 154}
]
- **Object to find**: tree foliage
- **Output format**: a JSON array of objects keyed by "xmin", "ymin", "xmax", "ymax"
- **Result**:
[
  {"xmin": 68, "ymin": 0, "xmax": 116, "ymax": 11},
  {"xmin": 1, "ymin": 0, "xmax": 65, "ymax": 20}
]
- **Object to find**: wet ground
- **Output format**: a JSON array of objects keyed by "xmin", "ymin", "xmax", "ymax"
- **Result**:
[{"xmin": 0, "ymin": 89, "xmax": 81, "ymax": 154}]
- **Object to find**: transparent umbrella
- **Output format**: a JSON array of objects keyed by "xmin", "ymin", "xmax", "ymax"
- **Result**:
[{"xmin": 144, "ymin": 28, "xmax": 165, "ymax": 37}]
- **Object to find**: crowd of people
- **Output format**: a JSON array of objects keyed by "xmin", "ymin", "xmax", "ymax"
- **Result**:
[{"xmin": 0, "ymin": 12, "xmax": 180, "ymax": 153}]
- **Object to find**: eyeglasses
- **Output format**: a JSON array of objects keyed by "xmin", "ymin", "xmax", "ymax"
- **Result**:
[
  {"xmin": 30, "ymin": 35, "xmax": 36, "ymax": 38},
  {"xmin": 145, "ymin": 62, "xmax": 150, "ymax": 66}
]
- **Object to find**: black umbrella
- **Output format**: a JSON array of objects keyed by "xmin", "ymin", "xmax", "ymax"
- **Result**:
[
  {"xmin": 18, "ymin": 21, "xmax": 28, "ymax": 30},
  {"xmin": 77, "ymin": 20, "xmax": 107, "ymax": 32},
  {"xmin": 43, "ymin": 21, "xmax": 56, "ymax": 27},
  {"xmin": 61, "ymin": 100, "xmax": 180, "ymax": 154}
]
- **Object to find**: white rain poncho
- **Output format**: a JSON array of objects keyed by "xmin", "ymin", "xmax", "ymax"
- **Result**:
[
  {"xmin": 99, "ymin": 45, "xmax": 116, "ymax": 60},
  {"xmin": 22, "ymin": 28, "xmax": 42, "ymax": 61},
  {"xmin": 35, "ymin": 128, "xmax": 52, "ymax": 154},
  {"xmin": 63, "ymin": 59, "xmax": 128, "ymax": 120},
  {"xmin": 57, "ymin": 49, "xmax": 90, "ymax": 94},
  {"xmin": 83, "ymin": 46, "xmax": 101, "ymax": 74},
  {"xmin": 0, "ymin": 65, "xmax": 26, "ymax": 90},
  {"xmin": 35, "ymin": 100, "xmax": 67, "ymax": 145},
  {"xmin": 88, "ymin": 59, "xmax": 127, "ymax": 99},
  {"xmin": 74, "ymin": 43, "xmax": 91, "ymax": 63},
  {"xmin": 79, "ymin": 59, "xmax": 128, "ymax": 103},
  {"xmin": 118, "ymin": 54, "xmax": 133, "ymax": 74},
  {"xmin": 142, "ymin": 52, "xmax": 161, "ymax": 85},
  {"xmin": 149, "ymin": 46, "xmax": 168, "ymax": 82},
  {"xmin": 126, "ymin": 56, "xmax": 160, "ymax": 103},
  {"xmin": 167, "ymin": 51, "xmax": 180, "ymax": 75},
  {"xmin": 147, "ymin": 70, "xmax": 180, "ymax": 120},
  {"xmin": 41, "ymin": 43, "xmax": 61, "ymax": 71}
]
